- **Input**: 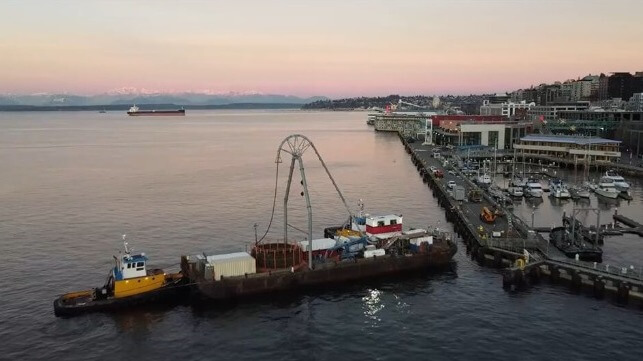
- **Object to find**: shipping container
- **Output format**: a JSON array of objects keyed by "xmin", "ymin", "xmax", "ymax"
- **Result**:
[
  {"xmin": 364, "ymin": 248, "xmax": 385, "ymax": 258},
  {"xmin": 298, "ymin": 238, "xmax": 336, "ymax": 251},
  {"xmin": 410, "ymin": 236, "xmax": 433, "ymax": 245},
  {"xmin": 403, "ymin": 228, "xmax": 426, "ymax": 236},
  {"xmin": 205, "ymin": 252, "xmax": 256, "ymax": 280}
]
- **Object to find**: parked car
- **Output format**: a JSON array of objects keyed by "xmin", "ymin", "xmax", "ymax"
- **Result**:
[
  {"xmin": 434, "ymin": 169, "xmax": 444, "ymax": 178},
  {"xmin": 447, "ymin": 180, "xmax": 456, "ymax": 189}
]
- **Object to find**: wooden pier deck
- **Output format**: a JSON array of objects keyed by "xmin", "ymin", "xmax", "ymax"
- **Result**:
[
  {"xmin": 613, "ymin": 212, "xmax": 643, "ymax": 237},
  {"xmin": 400, "ymin": 135, "xmax": 643, "ymax": 305}
]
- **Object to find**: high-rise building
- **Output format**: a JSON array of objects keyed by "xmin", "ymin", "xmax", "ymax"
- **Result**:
[
  {"xmin": 607, "ymin": 72, "xmax": 643, "ymax": 101},
  {"xmin": 598, "ymin": 73, "xmax": 609, "ymax": 100},
  {"xmin": 628, "ymin": 93, "xmax": 643, "ymax": 111}
]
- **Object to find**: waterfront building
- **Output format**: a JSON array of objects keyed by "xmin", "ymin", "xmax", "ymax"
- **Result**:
[
  {"xmin": 513, "ymin": 134, "xmax": 621, "ymax": 165},
  {"xmin": 557, "ymin": 109, "xmax": 643, "ymax": 155},
  {"xmin": 528, "ymin": 102, "xmax": 589, "ymax": 122},
  {"xmin": 373, "ymin": 112, "xmax": 437, "ymax": 138},
  {"xmin": 432, "ymin": 115, "xmax": 532, "ymax": 150},
  {"xmin": 480, "ymin": 100, "xmax": 535, "ymax": 117}
]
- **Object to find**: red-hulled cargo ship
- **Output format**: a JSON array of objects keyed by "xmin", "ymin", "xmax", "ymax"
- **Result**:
[{"xmin": 127, "ymin": 105, "xmax": 185, "ymax": 116}]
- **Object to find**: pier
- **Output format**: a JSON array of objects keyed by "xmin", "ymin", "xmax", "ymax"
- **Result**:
[
  {"xmin": 399, "ymin": 134, "xmax": 643, "ymax": 306},
  {"xmin": 613, "ymin": 211, "xmax": 643, "ymax": 237}
]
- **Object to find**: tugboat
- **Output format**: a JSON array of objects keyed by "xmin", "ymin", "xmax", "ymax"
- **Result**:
[{"xmin": 53, "ymin": 238, "xmax": 184, "ymax": 317}]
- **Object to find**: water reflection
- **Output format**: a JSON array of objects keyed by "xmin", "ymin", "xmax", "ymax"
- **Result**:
[
  {"xmin": 111, "ymin": 310, "xmax": 165, "ymax": 333},
  {"xmin": 362, "ymin": 288, "xmax": 384, "ymax": 325}
]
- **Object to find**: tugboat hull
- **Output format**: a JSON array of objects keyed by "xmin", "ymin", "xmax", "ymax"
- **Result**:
[{"xmin": 53, "ymin": 279, "xmax": 186, "ymax": 317}]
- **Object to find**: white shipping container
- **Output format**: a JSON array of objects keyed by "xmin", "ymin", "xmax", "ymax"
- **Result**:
[
  {"xmin": 205, "ymin": 252, "xmax": 256, "ymax": 280},
  {"xmin": 299, "ymin": 238, "xmax": 336, "ymax": 251},
  {"xmin": 410, "ymin": 236, "xmax": 433, "ymax": 245},
  {"xmin": 403, "ymin": 229, "xmax": 426, "ymax": 236},
  {"xmin": 364, "ymin": 248, "xmax": 386, "ymax": 258}
]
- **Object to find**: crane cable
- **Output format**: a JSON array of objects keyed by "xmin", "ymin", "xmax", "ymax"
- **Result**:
[{"xmin": 256, "ymin": 158, "xmax": 280, "ymax": 244}]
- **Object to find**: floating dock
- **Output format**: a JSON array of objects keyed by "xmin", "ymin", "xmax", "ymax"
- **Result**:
[{"xmin": 399, "ymin": 134, "xmax": 643, "ymax": 306}]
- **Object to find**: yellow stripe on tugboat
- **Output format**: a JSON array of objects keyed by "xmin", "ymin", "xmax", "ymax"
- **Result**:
[{"xmin": 114, "ymin": 274, "xmax": 165, "ymax": 298}]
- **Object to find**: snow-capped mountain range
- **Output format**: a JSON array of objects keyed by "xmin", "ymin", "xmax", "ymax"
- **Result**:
[{"xmin": 0, "ymin": 89, "xmax": 327, "ymax": 106}]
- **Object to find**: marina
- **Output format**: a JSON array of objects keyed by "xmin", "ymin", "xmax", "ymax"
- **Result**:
[{"xmin": 399, "ymin": 134, "xmax": 643, "ymax": 306}]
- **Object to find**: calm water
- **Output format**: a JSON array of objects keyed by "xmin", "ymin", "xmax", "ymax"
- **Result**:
[{"xmin": 0, "ymin": 110, "xmax": 641, "ymax": 360}]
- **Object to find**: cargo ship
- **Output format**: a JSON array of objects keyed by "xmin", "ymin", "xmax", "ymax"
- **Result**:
[
  {"xmin": 127, "ymin": 105, "xmax": 185, "ymax": 116},
  {"xmin": 53, "ymin": 238, "xmax": 185, "ymax": 317}
]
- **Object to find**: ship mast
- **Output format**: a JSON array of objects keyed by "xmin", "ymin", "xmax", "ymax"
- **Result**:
[{"xmin": 276, "ymin": 134, "xmax": 353, "ymax": 270}]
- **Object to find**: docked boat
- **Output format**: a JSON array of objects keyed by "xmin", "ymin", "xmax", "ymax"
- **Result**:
[
  {"xmin": 569, "ymin": 185, "xmax": 591, "ymax": 199},
  {"xmin": 593, "ymin": 177, "xmax": 619, "ymax": 199},
  {"xmin": 562, "ymin": 214, "xmax": 605, "ymax": 245},
  {"xmin": 127, "ymin": 105, "xmax": 186, "ymax": 116},
  {"xmin": 549, "ymin": 178, "xmax": 571, "ymax": 199},
  {"xmin": 476, "ymin": 173, "xmax": 492, "ymax": 186},
  {"xmin": 185, "ymin": 135, "xmax": 457, "ymax": 302},
  {"xmin": 603, "ymin": 170, "xmax": 630, "ymax": 192},
  {"xmin": 53, "ymin": 239, "xmax": 185, "ymax": 317},
  {"xmin": 549, "ymin": 223, "xmax": 602, "ymax": 262},
  {"xmin": 524, "ymin": 178, "xmax": 543, "ymax": 198},
  {"xmin": 507, "ymin": 186, "xmax": 523, "ymax": 197}
]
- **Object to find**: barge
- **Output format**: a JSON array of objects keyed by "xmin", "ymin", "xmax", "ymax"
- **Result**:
[
  {"xmin": 185, "ymin": 226, "xmax": 456, "ymax": 302},
  {"xmin": 186, "ymin": 135, "xmax": 457, "ymax": 302}
]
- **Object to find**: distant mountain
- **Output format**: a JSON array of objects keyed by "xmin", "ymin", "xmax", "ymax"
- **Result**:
[{"xmin": 0, "ymin": 91, "xmax": 328, "ymax": 107}]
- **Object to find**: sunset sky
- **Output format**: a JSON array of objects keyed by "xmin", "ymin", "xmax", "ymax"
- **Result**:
[{"xmin": 1, "ymin": 0, "xmax": 642, "ymax": 97}]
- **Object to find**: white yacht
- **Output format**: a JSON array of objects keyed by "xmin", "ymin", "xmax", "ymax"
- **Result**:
[
  {"xmin": 507, "ymin": 186, "xmax": 524, "ymax": 197},
  {"xmin": 477, "ymin": 173, "xmax": 492, "ymax": 186},
  {"xmin": 604, "ymin": 170, "xmax": 630, "ymax": 192},
  {"xmin": 524, "ymin": 179, "xmax": 543, "ymax": 198},
  {"xmin": 549, "ymin": 178, "xmax": 571, "ymax": 199},
  {"xmin": 594, "ymin": 177, "xmax": 620, "ymax": 199}
]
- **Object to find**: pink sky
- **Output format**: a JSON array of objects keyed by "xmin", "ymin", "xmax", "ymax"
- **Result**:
[{"xmin": 1, "ymin": 0, "xmax": 642, "ymax": 97}]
